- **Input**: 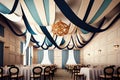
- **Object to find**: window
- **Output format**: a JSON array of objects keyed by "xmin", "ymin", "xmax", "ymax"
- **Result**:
[{"xmin": 0, "ymin": 24, "xmax": 4, "ymax": 37}]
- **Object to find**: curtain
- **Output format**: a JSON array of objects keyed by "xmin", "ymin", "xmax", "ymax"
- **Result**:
[
  {"xmin": 62, "ymin": 50, "xmax": 68, "ymax": 68},
  {"xmin": 38, "ymin": 50, "xmax": 44, "ymax": 64},
  {"xmin": 48, "ymin": 50, "xmax": 54, "ymax": 64},
  {"xmin": 74, "ymin": 50, "xmax": 80, "ymax": 64}
]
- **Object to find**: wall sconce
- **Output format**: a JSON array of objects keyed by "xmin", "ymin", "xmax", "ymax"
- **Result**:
[
  {"xmin": 114, "ymin": 44, "xmax": 119, "ymax": 49},
  {"xmin": 88, "ymin": 53, "xmax": 90, "ymax": 56},
  {"xmin": 98, "ymin": 49, "xmax": 102, "ymax": 53},
  {"xmin": 4, "ymin": 46, "xmax": 10, "ymax": 48}
]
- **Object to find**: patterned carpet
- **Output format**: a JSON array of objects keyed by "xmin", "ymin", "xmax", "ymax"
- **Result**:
[{"xmin": 53, "ymin": 68, "xmax": 73, "ymax": 80}]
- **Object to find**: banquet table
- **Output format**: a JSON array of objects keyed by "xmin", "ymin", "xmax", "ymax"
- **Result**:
[
  {"xmin": 91, "ymin": 68, "xmax": 103, "ymax": 80},
  {"xmin": 80, "ymin": 67, "xmax": 91, "ymax": 80},
  {"xmin": 80, "ymin": 67, "xmax": 103, "ymax": 80},
  {"xmin": 20, "ymin": 66, "xmax": 32, "ymax": 80},
  {"xmin": 3, "ymin": 65, "xmax": 46, "ymax": 80}
]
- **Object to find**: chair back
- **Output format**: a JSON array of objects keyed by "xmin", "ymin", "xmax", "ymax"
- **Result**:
[
  {"xmin": 117, "ymin": 67, "xmax": 120, "ymax": 79},
  {"xmin": 73, "ymin": 65, "xmax": 80, "ymax": 73},
  {"xmin": 104, "ymin": 66, "xmax": 114, "ymax": 78},
  {"xmin": 33, "ymin": 66, "xmax": 42, "ymax": 76},
  {"xmin": 0, "ymin": 67, "xmax": 3, "ymax": 78},
  {"xmin": 44, "ymin": 66, "xmax": 51, "ymax": 74},
  {"xmin": 7, "ymin": 65, "xmax": 15, "ymax": 67},
  {"xmin": 9, "ymin": 66, "xmax": 19, "ymax": 78}
]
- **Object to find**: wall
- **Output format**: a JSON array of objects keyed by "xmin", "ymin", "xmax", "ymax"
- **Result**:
[
  {"xmin": 32, "ymin": 48, "xmax": 39, "ymax": 64},
  {"xmin": 0, "ymin": 20, "xmax": 24, "ymax": 66},
  {"xmin": 81, "ymin": 19, "xmax": 120, "ymax": 66},
  {"xmin": 54, "ymin": 49, "xmax": 62, "ymax": 68}
]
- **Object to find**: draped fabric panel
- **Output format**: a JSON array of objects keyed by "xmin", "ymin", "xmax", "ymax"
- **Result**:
[
  {"xmin": 66, "ymin": 50, "xmax": 77, "ymax": 65},
  {"xmin": 54, "ymin": 0, "xmax": 119, "ymax": 32},
  {"xmin": 48, "ymin": 50, "xmax": 54, "ymax": 64},
  {"xmin": 38, "ymin": 50, "xmax": 44, "ymax": 64},
  {"xmin": 89, "ymin": 0, "xmax": 112, "ymax": 24},
  {"xmin": 62, "ymin": 50, "xmax": 68, "ymax": 68},
  {"xmin": 41, "ymin": 50, "xmax": 52, "ymax": 64},
  {"xmin": 74, "ymin": 50, "xmax": 80, "ymax": 64}
]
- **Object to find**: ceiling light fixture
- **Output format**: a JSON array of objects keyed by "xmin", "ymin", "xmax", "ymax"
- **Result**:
[{"xmin": 52, "ymin": 20, "xmax": 70, "ymax": 36}]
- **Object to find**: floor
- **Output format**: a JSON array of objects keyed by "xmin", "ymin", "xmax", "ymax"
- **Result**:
[{"xmin": 53, "ymin": 68, "xmax": 73, "ymax": 80}]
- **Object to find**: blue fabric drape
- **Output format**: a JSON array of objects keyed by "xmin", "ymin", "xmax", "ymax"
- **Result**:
[
  {"xmin": 54, "ymin": 0, "xmax": 113, "ymax": 32},
  {"xmin": 74, "ymin": 50, "xmax": 80, "ymax": 64},
  {"xmin": 80, "ymin": 0, "xmax": 94, "ymax": 34},
  {"xmin": 0, "ymin": 0, "xmax": 19, "ymax": 14},
  {"xmin": 38, "ymin": 50, "xmax": 44, "ymax": 64},
  {"xmin": 48, "ymin": 50, "xmax": 54, "ymax": 64},
  {"xmin": 0, "ymin": 3, "xmax": 10, "ymax": 13},
  {"xmin": 21, "ymin": 7, "xmax": 36, "ymax": 35},
  {"xmin": 43, "ymin": 0, "xmax": 50, "ymax": 25},
  {"xmin": 62, "ymin": 50, "xmax": 68, "ymax": 68},
  {"xmin": 89, "ymin": 0, "xmax": 112, "ymax": 24}
]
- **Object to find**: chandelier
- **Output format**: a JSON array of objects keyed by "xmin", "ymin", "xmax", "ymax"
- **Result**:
[{"xmin": 52, "ymin": 20, "xmax": 70, "ymax": 36}]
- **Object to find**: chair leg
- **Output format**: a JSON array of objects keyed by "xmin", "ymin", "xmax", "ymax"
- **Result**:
[
  {"xmin": 83, "ymin": 76, "xmax": 84, "ymax": 80},
  {"xmin": 49, "ymin": 75, "xmax": 51, "ymax": 80},
  {"xmin": 51, "ymin": 75, "xmax": 53, "ymax": 80},
  {"xmin": 44, "ymin": 76, "xmax": 46, "ymax": 80},
  {"xmin": 73, "ymin": 74, "xmax": 75, "ymax": 80},
  {"xmin": 76, "ymin": 76, "xmax": 77, "ymax": 80},
  {"xmin": 71, "ymin": 72, "xmax": 73, "ymax": 78}
]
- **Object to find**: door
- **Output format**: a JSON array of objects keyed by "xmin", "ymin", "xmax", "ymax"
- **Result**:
[{"xmin": 0, "ymin": 42, "xmax": 4, "ymax": 66}]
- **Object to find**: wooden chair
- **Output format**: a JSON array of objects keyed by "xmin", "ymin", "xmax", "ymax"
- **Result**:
[
  {"xmin": 42, "ymin": 66, "xmax": 51, "ymax": 80},
  {"xmin": 9, "ymin": 66, "xmax": 24, "ymax": 80},
  {"xmin": 113, "ymin": 67, "xmax": 120, "ymax": 80},
  {"xmin": 0, "ymin": 67, "xmax": 9, "ymax": 80},
  {"xmin": 75, "ymin": 73, "xmax": 84, "ymax": 80},
  {"xmin": 74, "ymin": 66, "xmax": 84, "ymax": 80},
  {"xmin": 30, "ymin": 66, "xmax": 43, "ymax": 80},
  {"xmin": 50, "ymin": 65, "xmax": 56, "ymax": 80},
  {"xmin": 99, "ymin": 66, "xmax": 114, "ymax": 80},
  {"xmin": 72, "ymin": 65, "xmax": 81, "ymax": 80}
]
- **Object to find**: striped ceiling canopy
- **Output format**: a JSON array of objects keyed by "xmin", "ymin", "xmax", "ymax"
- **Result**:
[{"xmin": 0, "ymin": 0, "xmax": 120, "ymax": 50}]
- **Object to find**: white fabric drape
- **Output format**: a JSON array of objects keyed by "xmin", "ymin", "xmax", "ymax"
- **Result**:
[
  {"xmin": 66, "ymin": 50, "xmax": 76, "ymax": 65},
  {"xmin": 41, "ymin": 50, "xmax": 52, "ymax": 65}
]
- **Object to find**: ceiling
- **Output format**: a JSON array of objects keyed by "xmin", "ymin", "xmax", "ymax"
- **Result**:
[{"xmin": 0, "ymin": 0, "xmax": 120, "ymax": 50}]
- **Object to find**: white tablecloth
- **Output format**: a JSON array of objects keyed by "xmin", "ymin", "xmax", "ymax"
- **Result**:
[
  {"xmin": 80, "ymin": 67, "xmax": 103, "ymax": 80},
  {"xmin": 80, "ymin": 67, "xmax": 92, "ymax": 80},
  {"xmin": 3, "ymin": 66, "xmax": 45, "ymax": 80},
  {"xmin": 90, "ymin": 68, "xmax": 103, "ymax": 80}
]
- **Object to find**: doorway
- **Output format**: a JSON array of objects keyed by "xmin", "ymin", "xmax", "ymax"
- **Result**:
[{"xmin": 0, "ymin": 41, "xmax": 4, "ymax": 66}]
